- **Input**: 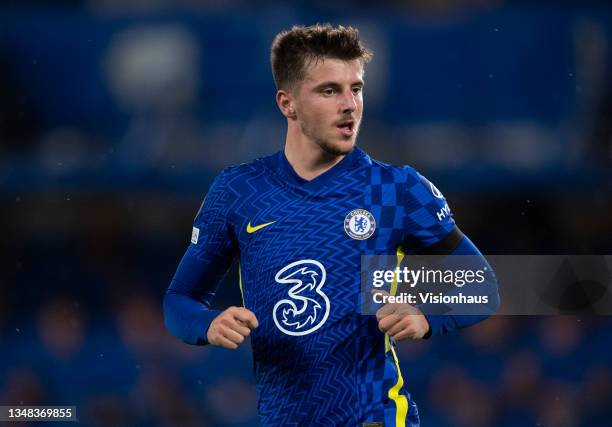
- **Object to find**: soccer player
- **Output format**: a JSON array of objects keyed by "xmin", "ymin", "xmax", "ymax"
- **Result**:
[{"xmin": 164, "ymin": 24, "xmax": 499, "ymax": 427}]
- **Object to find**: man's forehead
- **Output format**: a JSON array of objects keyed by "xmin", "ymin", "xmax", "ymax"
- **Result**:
[{"xmin": 303, "ymin": 58, "xmax": 364, "ymax": 84}]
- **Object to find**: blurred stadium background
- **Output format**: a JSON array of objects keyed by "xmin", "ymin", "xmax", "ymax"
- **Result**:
[{"xmin": 1, "ymin": 0, "xmax": 611, "ymax": 426}]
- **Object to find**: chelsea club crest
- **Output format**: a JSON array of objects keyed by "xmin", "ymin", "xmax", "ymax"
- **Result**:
[{"xmin": 344, "ymin": 209, "xmax": 376, "ymax": 240}]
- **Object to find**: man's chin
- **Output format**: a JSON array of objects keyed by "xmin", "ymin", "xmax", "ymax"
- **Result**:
[{"xmin": 318, "ymin": 138, "xmax": 356, "ymax": 157}]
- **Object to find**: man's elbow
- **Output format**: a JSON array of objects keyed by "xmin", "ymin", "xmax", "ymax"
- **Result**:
[{"xmin": 164, "ymin": 291, "xmax": 200, "ymax": 345}]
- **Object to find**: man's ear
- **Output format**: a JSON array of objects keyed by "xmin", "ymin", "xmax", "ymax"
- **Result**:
[{"xmin": 276, "ymin": 90, "xmax": 297, "ymax": 119}]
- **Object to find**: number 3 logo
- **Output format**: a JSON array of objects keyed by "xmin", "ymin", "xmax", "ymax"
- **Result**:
[{"xmin": 272, "ymin": 260, "xmax": 330, "ymax": 336}]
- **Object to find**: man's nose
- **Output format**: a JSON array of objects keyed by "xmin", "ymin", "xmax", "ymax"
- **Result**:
[{"xmin": 340, "ymin": 91, "xmax": 357, "ymax": 113}]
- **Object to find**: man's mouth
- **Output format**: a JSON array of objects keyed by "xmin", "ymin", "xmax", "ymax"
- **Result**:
[{"xmin": 336, "ymin": 120, "xmax": 355, "ymax": 137}]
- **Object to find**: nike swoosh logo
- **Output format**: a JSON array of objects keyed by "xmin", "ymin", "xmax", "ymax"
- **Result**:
[{"xmin": 246, "ymin": 221, "xmax": 276, "ymax": 234}]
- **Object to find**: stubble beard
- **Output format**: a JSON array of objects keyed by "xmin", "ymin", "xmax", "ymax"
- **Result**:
[{"xmin": 301, "ymin": 120, "xmax": 359, "ymax": 157}]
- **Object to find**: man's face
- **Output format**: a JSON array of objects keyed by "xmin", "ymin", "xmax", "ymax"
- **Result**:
[{"xmin": 292, "ymin": 58, "xmax": 364, "ymax": 156}]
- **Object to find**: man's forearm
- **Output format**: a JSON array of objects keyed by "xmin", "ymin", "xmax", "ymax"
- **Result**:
[
  {"xmin": 163, "ymin": 285, "xmax": 222, "ymax": 345},
  {"xmin": 421, "ymin": 234, "xmax": 500, "ymax": 338}
]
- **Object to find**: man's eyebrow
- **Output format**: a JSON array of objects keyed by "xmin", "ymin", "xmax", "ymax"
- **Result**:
[{"xmin": 312, "ymin": 80, "xmax": 365, "ymax": 90}]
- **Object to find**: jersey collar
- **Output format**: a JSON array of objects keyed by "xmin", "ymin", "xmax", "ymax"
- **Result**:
[{"xmin": 272, "ymin": 146, "xmax": 364, "ymax": 191}]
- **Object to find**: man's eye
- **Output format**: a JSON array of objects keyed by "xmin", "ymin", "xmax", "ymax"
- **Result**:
[
  {"xmin": 322, "ymin": 88, "xmax": 335, "ymax": 96},
  {"xmin": 352, "ymin": 87, "xmax": 363, "ymax": 94}
]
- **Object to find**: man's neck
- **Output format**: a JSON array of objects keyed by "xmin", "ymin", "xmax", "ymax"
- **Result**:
[{"xmin": 284, "ymin": 133, "xmax": 346, "ymax": 181}]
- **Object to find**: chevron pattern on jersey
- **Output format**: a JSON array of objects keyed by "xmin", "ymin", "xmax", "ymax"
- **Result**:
[{"xmin": 192, "ymin": 148, "xmax": 455, "ymax": 426}]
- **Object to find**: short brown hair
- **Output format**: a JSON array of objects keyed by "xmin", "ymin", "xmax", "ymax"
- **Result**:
[{"xmin": 270, "ymin": 23, "xmax": 373, "ymax": 91}]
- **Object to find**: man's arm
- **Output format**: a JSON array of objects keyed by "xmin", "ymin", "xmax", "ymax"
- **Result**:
[
  {"xmin": 417, "ymin": 227, "xmax": 500, "ymax": 338},
  {"xmin": 375, "ymin": 227, "xmax": 500, "ymax": 340},
  {"xmin": 375, "ymin": 169, "xmax": 499, "ymax": 340},
  {"xmin": 163, "ymin": 170, "xmax": 257, "ymax": 347}
]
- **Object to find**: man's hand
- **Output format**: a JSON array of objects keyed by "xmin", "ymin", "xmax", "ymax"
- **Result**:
[
  {"xmin": 207, "ymin": 306, "xmax": 259, "ymax": 349},
  {"xmin": 373, "ymin": 290, "xmax": 430, "ymax": 340}
]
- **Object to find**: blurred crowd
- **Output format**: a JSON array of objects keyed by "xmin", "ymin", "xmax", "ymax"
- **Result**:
[
  {"xmin": 1, "ymin": 194, "xmax": 611, "ymax": 426},
  {"xmin": 1, "ymin": 1, "xmax": 612, "ymax": 427},
  {"xmin": 2, "ymin": 267, "xmax": 611, "ymax": 426},
  {"xmin": 2, "ymin": 1, "xmax": 612, "ymax": 174}
]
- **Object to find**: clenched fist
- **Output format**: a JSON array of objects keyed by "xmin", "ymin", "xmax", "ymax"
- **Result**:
[
  {"xmin": 373, "ymin": 290, "xmax": 430, "ymax": 340},
  {"xmin": 207, "ymin": 306, "xmax": 259, "ymax": 349}
]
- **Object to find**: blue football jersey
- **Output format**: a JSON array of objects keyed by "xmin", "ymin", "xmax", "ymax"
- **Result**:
[{"xmin": 170, "ymin": 147, "xmax": 457, "ymax": 426}]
